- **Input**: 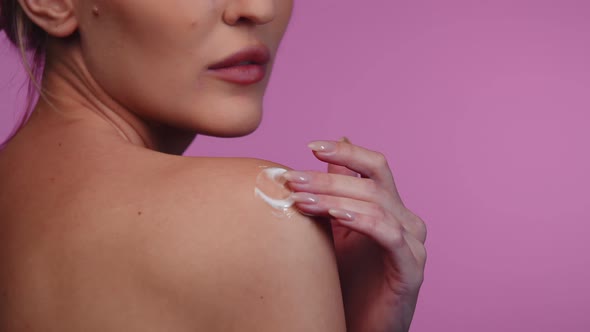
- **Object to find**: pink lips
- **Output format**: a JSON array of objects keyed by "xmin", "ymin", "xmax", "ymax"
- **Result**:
[{"xmin": 207, "ymin": 45, "xmax": 271, "ymax": 85}]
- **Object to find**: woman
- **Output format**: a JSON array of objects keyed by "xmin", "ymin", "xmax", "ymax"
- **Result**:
[{"xmin": 0, "ymin": 0, "xmax": 427, "ymax": 331}]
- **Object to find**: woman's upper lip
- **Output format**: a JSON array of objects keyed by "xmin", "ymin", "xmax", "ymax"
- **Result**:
[{"xmin": 208, "ymin": 45, "xmax": 271, "ymax": 69}]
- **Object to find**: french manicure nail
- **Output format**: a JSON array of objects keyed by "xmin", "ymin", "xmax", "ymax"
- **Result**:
[
  {"xmin": 308, "ymin": 141, "xmax": 337, "ymax": 153},
  {"xmin": 282, "ymin": 171, "xmax": 310, "ymax": 184},
  {"xmin": 290, "ymin": 192, "xmax": 319, "ymax": 204},
  {"xmin": 328, "ymin": 208, "xmax": 356, "ymax": 222}
]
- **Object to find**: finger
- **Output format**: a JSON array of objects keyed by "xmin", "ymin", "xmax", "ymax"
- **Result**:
[
  {"xmin": 328, "ymin": 209, "xmax": 420, "ymax": 285},
  {"xmin": 307, "ymin": 140, "xmax": 402, "ymax": 203},
  {"xmin": 289, "ymin": 189, "xmax": 415, "ymax": 233},
  {"xmin": 283, "ymin": 170, "xmax": 390, "ymax": 206},
  {"xmin": 292, "ymin": 192, "xmax": 424, "ymax": 283},
  {"xmin": 398, "ymin": 208, "xmax": 428, "ymax": 244},
  {"xmin": 290, "ymin": 193, "xmax": 380, "ymax": 218},
  {"xmin": 328, "ymin": 162, "xmax": 357, "ymax": 177},
  {"xmin": 404, "ymin": 233, "xmax": 427, "ymax": 271},
  {"xmin": 328, "ymin": 137, "xmax": 358, "ymax": 177}
]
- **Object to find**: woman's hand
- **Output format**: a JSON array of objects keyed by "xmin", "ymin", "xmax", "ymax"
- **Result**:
[{"xmin": 282, "ymin": 139, "xmax": 428, "ymax": 332}]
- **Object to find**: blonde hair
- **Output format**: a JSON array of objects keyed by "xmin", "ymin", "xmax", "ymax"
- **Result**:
[{"xmin": 0, "ymin": 0, "xmax": 48, "ymax": 147}]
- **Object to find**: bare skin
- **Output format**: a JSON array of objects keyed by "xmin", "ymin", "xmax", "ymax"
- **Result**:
[
  {"xmin": 0, "ymin": 0, "xmax": 349, "ymax": 330},
  {"xmin": 0, "ymin": 0, "xmax": 427, "ymax": 330},
  {"xmin": 0, "ymin": 110, "xmax": 346, "ymax": 331}
]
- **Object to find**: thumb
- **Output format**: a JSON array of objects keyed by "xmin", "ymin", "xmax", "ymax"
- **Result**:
[{"xmin": 327, "ymin": 137, "xmax": 358, "ymax": 177}]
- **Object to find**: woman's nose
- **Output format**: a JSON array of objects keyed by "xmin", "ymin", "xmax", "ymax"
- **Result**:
[{"xmin": 223, "ymin": 0, "xmax": 276, "ymax": 26}]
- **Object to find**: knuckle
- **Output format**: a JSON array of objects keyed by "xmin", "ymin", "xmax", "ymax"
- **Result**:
[
  {"xmin": 415, "ymin": 214, "xmax": 427, "ymax": 228},
  {"xmin": 373, "ymin": 203, "xmax": 387, "ymax": 219},
  {"xmin": 365, "ymin": 178, "xmax": 380, "ymax": 195},
  {"xmin": 402, "ymin": 208, "xmax": 427, "ymax": 229},
  {"xmin": 390, "ymin": 228, "xmax": 405, "ymax": 248},
  {"xmin": 394, "ymin": 222, "xmax": 405, "ymax": 235},
  {"xmin": 415, "ymin": 243, "xmax": 428, "ymax": 262},
  {"xmin": 421, "ymin": 222, "xmax": 428, "ymax": 239},
  {"xmin": 391, "ymin": 231, "xmax": 405, "ymax": 249},
  {"xmin": 404, "ymin": 267, "xmax": 425, "ymax": 291},
  {"xmin": 373, "ymin": 152, "xmax": 389, "ymax": 169},
  {"xmin": 321, "ymin": 172, "xmax": 334, "ymax": 188},
  {"xmin": 415, "ymin": 217, "xmax": 427, "ymax": 235},
  {"xmin": 415, "ymin": 217, "xmax": 428, "ymax": 241},
  {"xmin": 364, "ymin": 215, "xmax": 379, "ymax": 233}
]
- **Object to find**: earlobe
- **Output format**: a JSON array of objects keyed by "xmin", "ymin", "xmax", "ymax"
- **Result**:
[{"xmin": 17, "ymin": 0, "xmax": 78, "ymax": 38}]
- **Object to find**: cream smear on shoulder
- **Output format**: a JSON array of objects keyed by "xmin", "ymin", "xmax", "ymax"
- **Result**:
[{"xmin": 254, "ymin": 167, "xmax": 296, "ymax": 219}]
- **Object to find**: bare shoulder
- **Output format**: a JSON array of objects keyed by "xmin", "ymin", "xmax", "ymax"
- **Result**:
[
  {"xmin": 127, "ymin": 156, "xmax": 346, "ymax": 331},
  {"xmin": 0, "ymin": 151, "xmax": 345, "ymax": 331}
]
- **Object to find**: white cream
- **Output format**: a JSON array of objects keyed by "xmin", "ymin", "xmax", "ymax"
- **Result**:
[{"xmin": 254, "ymin": 167, "xmax": 296, "ymax": 219}]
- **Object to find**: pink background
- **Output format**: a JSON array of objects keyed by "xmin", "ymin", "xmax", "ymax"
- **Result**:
[{"xmin": 2, "ymin": 1, "xmax": 589, "ymax": 331}]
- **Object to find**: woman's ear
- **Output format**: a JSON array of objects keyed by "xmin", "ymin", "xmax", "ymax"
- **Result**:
[{"xmin": 17, "ymin": 0, "xmax": 78, "ymax": 37}]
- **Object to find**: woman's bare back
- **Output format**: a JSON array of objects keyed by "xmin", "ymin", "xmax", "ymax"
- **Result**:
[{"xmin": 0, "ymin": 123, "xmax": 346, "ymax": 331}]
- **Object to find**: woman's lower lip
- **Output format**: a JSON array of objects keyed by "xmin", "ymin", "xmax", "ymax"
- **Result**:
[{"xmin": 206, "ymin": 64, "xmax": 267, "ymax": 85}]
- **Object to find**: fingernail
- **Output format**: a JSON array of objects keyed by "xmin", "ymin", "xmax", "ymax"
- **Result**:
[
  {"xmin": 282, "ymin": 171, "xmax": 310, "ymax": 184},
  {"xmin": 308, "ymin": 141, "xmax": 337, "ymax": 153},
  {"xmin": 328, "ymin": 208, "xmax": 356, "ymax": 222},
  {"xmin": 290, "ymin": 192, "xmax": 319, "ymax": 204}
]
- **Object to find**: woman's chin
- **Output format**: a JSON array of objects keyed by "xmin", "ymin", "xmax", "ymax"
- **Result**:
[
  {"xmin": 168, "ymin": 101, "xmax": 264, "ymax": 138},
  {"xmin": 199, "ymin": 117, "xmax": 262, "ymax": 138}
]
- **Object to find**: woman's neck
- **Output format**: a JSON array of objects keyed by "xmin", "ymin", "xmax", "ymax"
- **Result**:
[{"xmin": 28, "ymin": 43, "xmax": 197, "ymax": 155}]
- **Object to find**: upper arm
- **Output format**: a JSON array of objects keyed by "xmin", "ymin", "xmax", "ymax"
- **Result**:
[{"xmin": 137, "ymin": 158, "xmax": 346, "ymax": 331}]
